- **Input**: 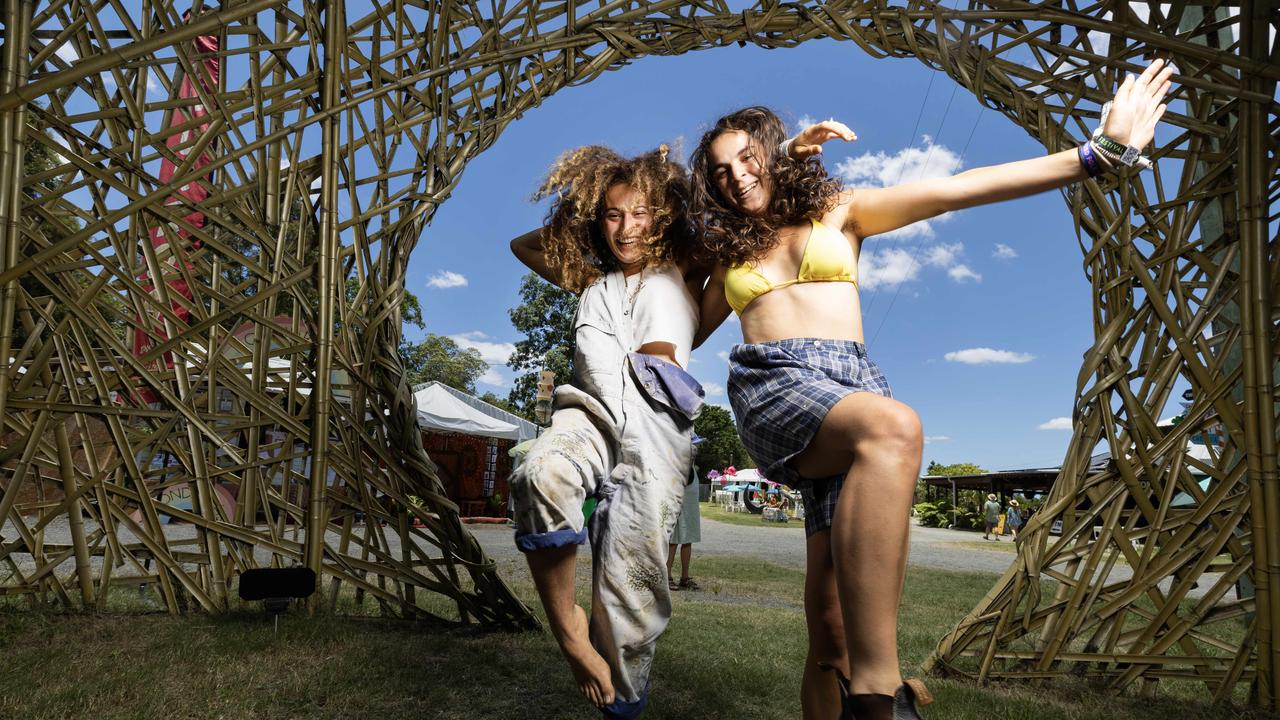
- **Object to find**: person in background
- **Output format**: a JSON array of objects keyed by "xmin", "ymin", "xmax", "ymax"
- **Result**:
[
  {"xmin": 1006, "ymin": 498, "xmax": 1023, "ymax": 540},
  {"xmin": 667, "ymin": 468, "xmax": 702, "ymax": 591},
  {"xmin": 983, "ymin": 493, "xmax": 1002, "ymax": 541}
]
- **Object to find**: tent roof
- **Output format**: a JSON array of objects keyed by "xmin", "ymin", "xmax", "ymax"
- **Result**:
[{"xmin": 412, "ymin": 382, "xmax": 536, "ymax": 441}]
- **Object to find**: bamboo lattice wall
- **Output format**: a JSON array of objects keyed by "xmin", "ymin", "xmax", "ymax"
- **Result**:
[{"xmin": 0, "ymin": 0, "xmax": 1276, "ymax": 706}]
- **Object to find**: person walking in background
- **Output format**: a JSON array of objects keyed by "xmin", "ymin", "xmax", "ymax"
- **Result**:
[
  {"xmin": 983, "ymin": 494, "xmax": 1002, "ymax": 541},
  {"xmin": 1006, "ymin": 498, "xmax": 1023, "ymax": 540},
  {"xmin": 667, "ymin": 468, "xmax": 702, "ymax": 591}
]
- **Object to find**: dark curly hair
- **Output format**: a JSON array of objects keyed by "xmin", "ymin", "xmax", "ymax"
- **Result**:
[
  {"xmin": 689, "ymin": 107, "xmax": 842, "ymax": 267},
  {"xmin": 534, "ymin": 144, "xmax": 693, "ymax": 293}
]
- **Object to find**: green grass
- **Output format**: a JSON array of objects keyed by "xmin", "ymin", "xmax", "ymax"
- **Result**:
[
  {"xmin": 700, "ymin": 501, "xmax": 802, "ymax": 529},
  {"xmin": 0, "ymin": 557, "xmax": 1273, "ymax": 720}
]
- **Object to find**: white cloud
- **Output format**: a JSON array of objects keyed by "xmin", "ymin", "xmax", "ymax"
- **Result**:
[
  {"xmin": 1038, "ymin": 417, "xmax": 1073, "ymax": 431},
  {"xmin": 947, "ymin": 264, "xmax": 982, "ymax": 283},
  {"xmin": 835, "ymin": 137, "xmax": 963, "ymax": 241},
  {"xmin": 54, "ymin": 42, "xmax": 79, "ymax": 65},
  {"xmin": 924, "ymin": 435, "xmax": 951, "ymax": 444},
  {"xmin": 449, "ymin": 331, "xmax": 514, "ymax": 365},
  {"xmin": 944, "ymin": 347, "xmax": 1035, "ymax": 365},
  {"xmin": 858, "ymin": 247, "xmax": 921, "ymax": 290},
  {"xmin": 794, "ymin": 114, "xmax": 816, "ymax": 134},
  {"xmin": 716, "ymin": 351, "xmax": 730, "ymax": 363},
  {"xmin": 924, "ymin": 243, "xmax": 961, "ymax": 268},
  {"xmin": 427, "ymin": 270, "xmax": 468, "ymax": 289},
  {"xmin": 837, "ymin": 136, "xmax": 963, "ymax": 186},
  {"xmin": 477, "ymin": 367, "xmax": 505, "ymax": 387},
  {"xmin": 702, "ymin": 382, "xmax": 725, "ymax": 397},
  {"xmin": 993, "ymin": 243, "xmax": 1017, "ymax": 259}
]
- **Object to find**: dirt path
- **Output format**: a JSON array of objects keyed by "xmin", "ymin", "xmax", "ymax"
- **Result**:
[{"xmin": 467, "ymin": 514, "xmax": 1020, "ymax": 576}]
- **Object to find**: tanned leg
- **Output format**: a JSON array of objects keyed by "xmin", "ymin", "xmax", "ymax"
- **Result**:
[
  {"xmin": 526, "ymin": 545, "xmax": 615, "ymax": 707},
  {"xmin": 793, "ymin": 393, "xmax": 923, "ymax": 698},
  {"xmin": 666, "ymin": 543, "xmax": 677, "ymax": 583},
  {"xmin": 801, "ymin": 529, "xmax": 848, "ymax": 720},
  {"xmin": 679, "ymin": 543, "xmax": 692, "ymax": 581}
]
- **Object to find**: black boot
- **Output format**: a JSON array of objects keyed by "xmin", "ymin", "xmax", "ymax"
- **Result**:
[
  {"xmin": 891, "ymin": 678, "xmax": 933, "ymax": 719},
  {"xmin": 828, "ymin": 670, "xmax": 933, "ymax": 720}
]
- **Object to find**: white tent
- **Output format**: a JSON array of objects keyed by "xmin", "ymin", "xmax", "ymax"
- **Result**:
[{"xmin": 412, "ymin": 382, "xmax": 522, "ymax": 440}]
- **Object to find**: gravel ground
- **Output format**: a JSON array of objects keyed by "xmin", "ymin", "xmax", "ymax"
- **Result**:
[
  {"xmin": 466, "ymin": 515, "xmax": 1020, "ymax": 576},
  {"xmin": 7, "ymin": 509, "xmax": 1230, "ymax": 600}
]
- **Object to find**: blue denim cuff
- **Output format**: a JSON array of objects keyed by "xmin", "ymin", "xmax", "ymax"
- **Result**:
[
  {"xmin": 601, "ymin": 687, "xmax": 648, "ymax": 720},
  {"xmin": 514, "ymin": 527, "xmax": 588, "ymax": 553}
]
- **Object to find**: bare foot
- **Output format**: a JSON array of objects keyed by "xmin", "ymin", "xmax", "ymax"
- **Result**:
[{"xmin": 557, "ymin": 605, "xmax": 615, "ymax": 708}]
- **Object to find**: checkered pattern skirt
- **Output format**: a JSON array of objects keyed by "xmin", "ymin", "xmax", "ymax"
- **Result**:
[{"xmin": 727, "ymin": 338, "xmax": 892, "ymax": 535}]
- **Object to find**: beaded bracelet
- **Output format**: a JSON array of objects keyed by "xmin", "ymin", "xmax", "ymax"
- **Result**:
[{"xmin": 1078, "ymin": 142, "xmax": 1104, "ymax": 178}]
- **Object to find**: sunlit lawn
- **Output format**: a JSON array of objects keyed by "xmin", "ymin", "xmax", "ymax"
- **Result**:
[
  {"xmin": 0, "ymin": 555, "xmax": 1272, "ymax": 720},
  {"xmin": 699, "ymin": 501, "xmax": 801, "ymax": 530}
]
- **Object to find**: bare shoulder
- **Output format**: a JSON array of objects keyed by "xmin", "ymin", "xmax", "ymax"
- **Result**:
[{"xmin": 826, "ymin": 190, "xmax": 862, "ymax": 242}]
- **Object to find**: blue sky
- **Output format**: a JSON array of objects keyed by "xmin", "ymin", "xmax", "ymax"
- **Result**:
[
  {"xmin": 42, "ymin": 9, "xmax": 1201, "ymax": 473},
  {"xmin": 414, "ymin": 39, "xmax": 1105, "ymax": 472}
]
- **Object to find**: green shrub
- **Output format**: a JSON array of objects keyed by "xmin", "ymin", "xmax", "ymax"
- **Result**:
[{"xmin": 914, "ymin": 499, "xmax": 984, "ymax": 530}]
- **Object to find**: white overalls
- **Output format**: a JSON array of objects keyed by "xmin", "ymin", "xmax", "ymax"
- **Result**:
[{"xmin": 512, "ymin": 266, "xmax": 702, "ymax": 719}]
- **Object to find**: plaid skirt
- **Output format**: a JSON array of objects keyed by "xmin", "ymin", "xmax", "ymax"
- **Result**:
[{"xmin": 728, "ymin": 338, "xmax": 892, "ymax": 535}]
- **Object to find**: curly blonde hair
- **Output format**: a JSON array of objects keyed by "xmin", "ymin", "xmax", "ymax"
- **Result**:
[
  {"xmin": 533, "ymin": 144, "xmax": 693, "ymax": 293},
  {"xmin": 689, "ymin": 107, "xmax": 842, "ymax": 267}
]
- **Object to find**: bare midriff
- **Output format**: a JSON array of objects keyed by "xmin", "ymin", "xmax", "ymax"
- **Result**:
[{"xmin": 739, "ymin": 280, "xmax": 865, "ymax": 345}]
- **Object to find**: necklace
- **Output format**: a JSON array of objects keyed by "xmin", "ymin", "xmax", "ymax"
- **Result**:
[{"xmin": 623, "ymin": 268, "xmax": 645, "ymax": 316}]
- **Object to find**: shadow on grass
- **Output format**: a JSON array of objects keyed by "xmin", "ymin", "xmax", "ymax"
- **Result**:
[{"xmin": 0, "ymin": 557, "xmax": 1274, "ymax": 720}]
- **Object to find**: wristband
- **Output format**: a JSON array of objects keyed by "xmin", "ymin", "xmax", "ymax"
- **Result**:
[
  {"xmin": 1093, "ymin": 101, "xmax": 1153, "ymax": 169},
  {"xmin": 1092, "ymin": 134, "xmax": 1142, "ymax": 167},
  {"xmin": 1090, "ymin": 142, "xmax": 1120, "ymax": 171},
  {"xmin": 778, "ymin": 136, "xmax": 796, "ymax": 158},
  {"xmin": 1078, "ymin": 143, "xmax": 1103, "ymax": 178}
]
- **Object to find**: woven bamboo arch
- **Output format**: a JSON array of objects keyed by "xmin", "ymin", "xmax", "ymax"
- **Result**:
[{"xmin": 1, "ymin": 0, "xmax": 1276, "ymax": 706}]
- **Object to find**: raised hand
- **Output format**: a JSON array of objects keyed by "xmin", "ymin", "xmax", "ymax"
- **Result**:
[
  {"xmin": 1101, "ymin": 58, "xmax": 1174, "ymax": 149},
  {"xmin": 788, "ymin": 119, "xmax": 857, "ymax": 159}
]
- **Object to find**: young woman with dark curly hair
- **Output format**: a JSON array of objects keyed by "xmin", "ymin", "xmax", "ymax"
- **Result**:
[{"xmin": 689, "ymin": 60, "xmax": 1174, "ymax": 720}]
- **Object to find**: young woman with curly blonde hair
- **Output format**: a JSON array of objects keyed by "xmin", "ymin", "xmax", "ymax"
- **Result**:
[
  {"xmin": 690, "ymin": 61, "xmax": 1174, "ymax": 720},
  {"xmin": 507, "ymin": 144, "xmax": 704, "ymax": 720}
]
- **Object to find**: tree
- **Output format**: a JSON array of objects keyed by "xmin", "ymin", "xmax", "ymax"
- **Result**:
[
  {"xmin": 400, "ymin": 334, "xmax": 487, "ymax": 394},
  {"xmin": 506, "ymin": 272, "xmax": 577, "ymax": 420},
  {"xmin": 479, "ymin": 391, "xmax": 520, "ymax": 415},
  {"xmin": 16, "ymin": 123, "xmax": 130, "ymax": 350},
  {"xmin": 693, "ymin": 405, "xmax": 754, "ymax": 480},
  {"xmin": 925, "ymin": 461, "xmax": 986, "ymax": 476}
]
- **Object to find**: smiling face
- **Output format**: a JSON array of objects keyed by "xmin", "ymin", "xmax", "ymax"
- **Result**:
[
  {"xmin": 708, "ymin": 129, "xmax": 773, "ymax": 217},
  {"xmin": 600, "ymin": 182, "xmax": 653, "ymax": 274}
]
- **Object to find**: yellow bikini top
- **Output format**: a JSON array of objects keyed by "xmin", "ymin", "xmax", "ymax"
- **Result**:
[{"xmin": 724, "ymin": 218, "xmax": 858, "ymax": 315}]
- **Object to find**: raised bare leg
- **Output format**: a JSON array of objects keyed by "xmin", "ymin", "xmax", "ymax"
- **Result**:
[
  {"xmin": 793, "ymin": 392, "xmax": 923, "ymax": 699},
  {"xmin": 801, "ymin": 529, "xmax": 848, "ymax": 720},
  {"xmin": 526, "ymin": 545, "xmax": 615, "ymax": 707}
]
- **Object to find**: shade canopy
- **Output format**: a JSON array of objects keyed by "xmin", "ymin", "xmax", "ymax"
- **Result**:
[{"xmin": 413, "ymin": 382, "xmax": 522, "ymax": 440}]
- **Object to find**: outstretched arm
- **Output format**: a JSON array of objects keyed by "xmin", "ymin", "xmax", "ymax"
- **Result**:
[
  {"xmin": 510, "ymin": 227, "xmax": 564, "ymax": 287},
  {"xmin": 835, "ymin": 59, "xmax": 1174, "ymax": 239}
]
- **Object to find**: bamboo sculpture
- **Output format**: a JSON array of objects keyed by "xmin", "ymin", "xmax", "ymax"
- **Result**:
[{"xmin": 1, "ymin": 0, "xmax": 1275, "ymax": 708}]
